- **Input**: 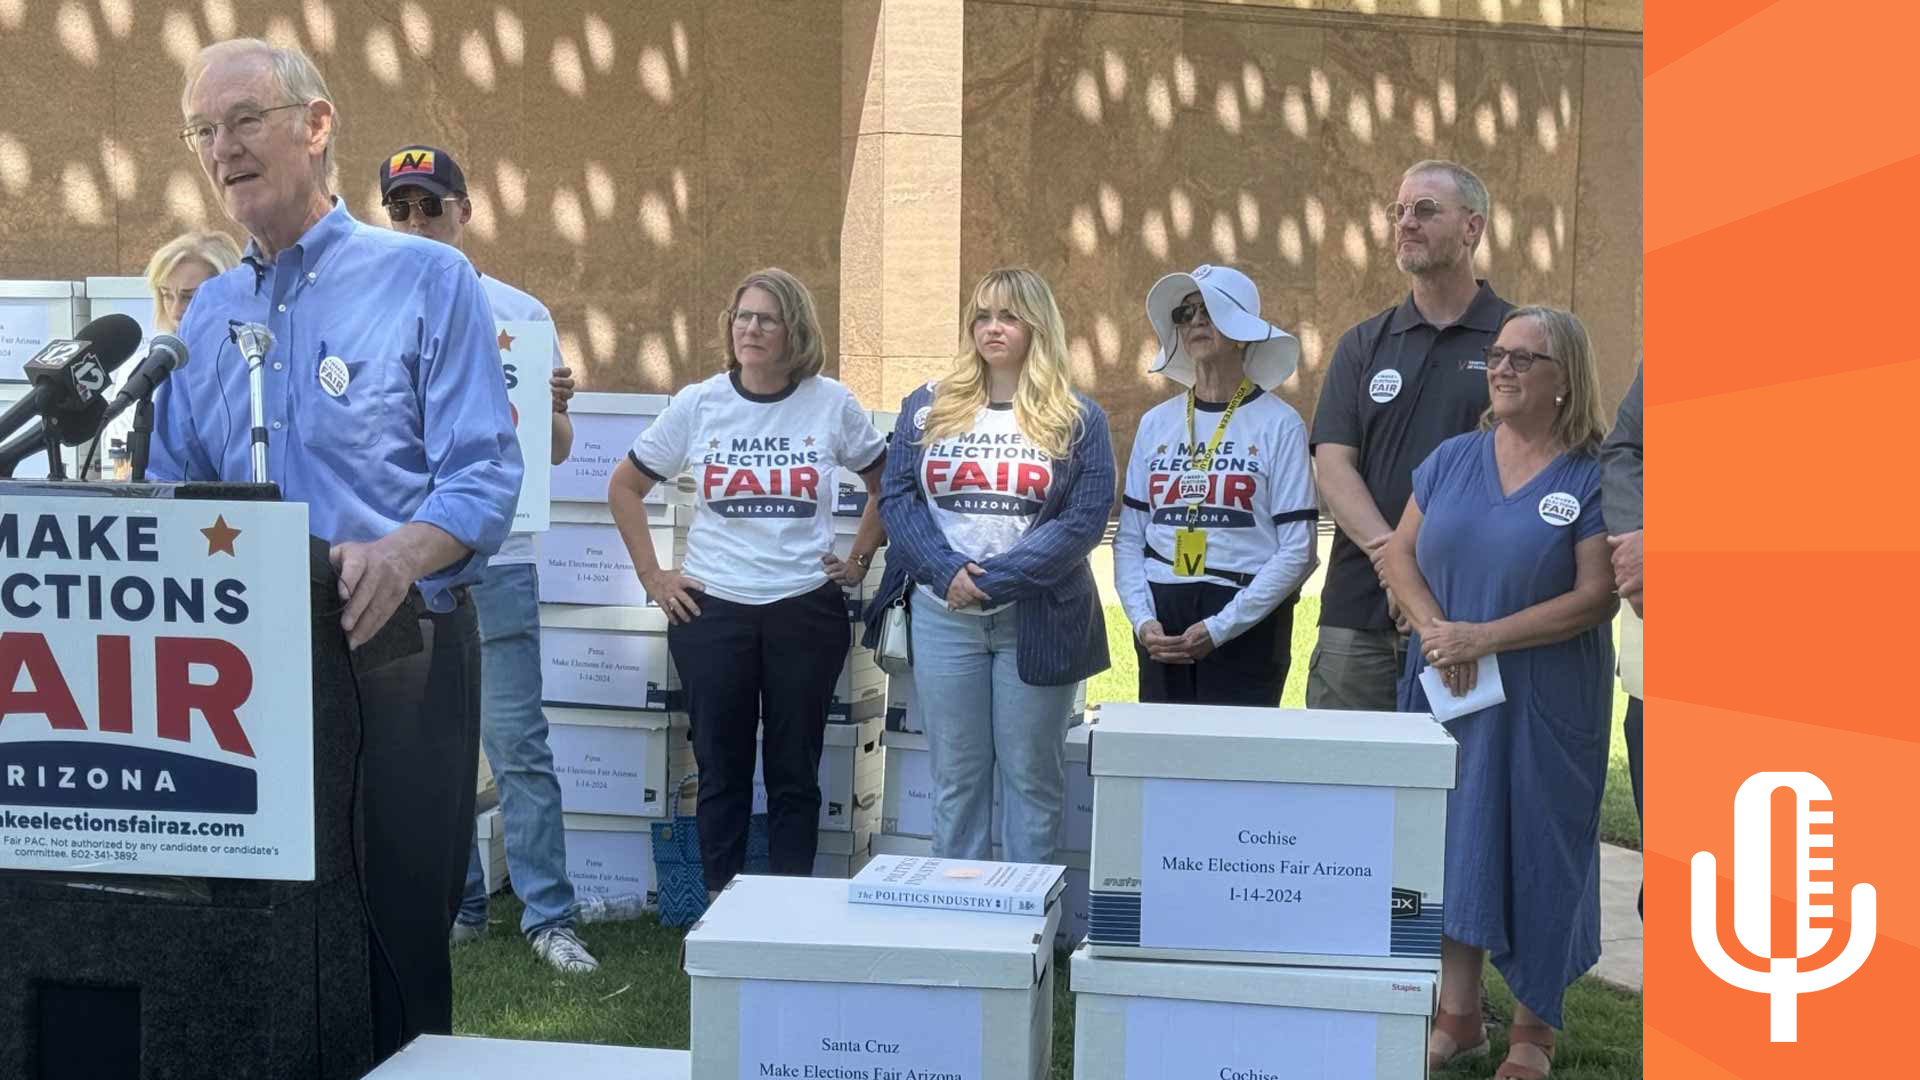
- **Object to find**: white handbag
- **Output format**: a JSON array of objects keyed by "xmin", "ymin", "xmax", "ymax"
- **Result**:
[{"xmin": 875, "ymin": 592, "xmax": 912, "ymax": 675}]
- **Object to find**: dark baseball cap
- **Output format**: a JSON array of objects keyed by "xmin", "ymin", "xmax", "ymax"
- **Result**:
[{"xmin": 379, "ymin": 145, "xmax": 466, "ymax": 199}]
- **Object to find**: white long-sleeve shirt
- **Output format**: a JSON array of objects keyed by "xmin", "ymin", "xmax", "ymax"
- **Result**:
[{"xmin": 1114, "ymin": 387, "xmax": 1319, "ymax": 646}]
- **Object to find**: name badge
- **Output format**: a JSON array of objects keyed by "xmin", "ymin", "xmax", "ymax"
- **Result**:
[
  {"xmin": 1173, "ymin": 529, "xmax": 1208, "ymax": 577},
  {"xmin": 1176, "ymin": 471, "xmax": 1210, "ymax": 506}
]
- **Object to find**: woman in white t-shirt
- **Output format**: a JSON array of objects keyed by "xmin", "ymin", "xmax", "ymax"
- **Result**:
[
  {"xmin": 869, "ymin": 268, "xmax": 1113, "ymax": 864},
  {"xmin": 1114, "ymin": 264, "xmax": 1318, "ymax": 705},
  {"xmin": 608, "ymin": 268, "xmax": 887, "ymax": 896}
]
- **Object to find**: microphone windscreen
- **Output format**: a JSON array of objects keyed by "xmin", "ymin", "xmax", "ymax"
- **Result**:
[
  {"xmin": 147, "ymin": 334, "xmax": 190, "ymax": 373},
  {"xmin": 74, "ymin": 313, "xmax": 144, "ymax": 373}
]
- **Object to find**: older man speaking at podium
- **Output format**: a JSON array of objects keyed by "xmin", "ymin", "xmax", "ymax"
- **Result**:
[{"xmin": 148, "ymin": 38, "xmax": 522, "ymax": 1059}]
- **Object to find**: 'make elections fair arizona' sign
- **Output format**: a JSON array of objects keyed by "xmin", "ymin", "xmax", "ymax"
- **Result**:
[{"xmin": 0, "ymin": 498, "xmax": 314, "ymax": 880}]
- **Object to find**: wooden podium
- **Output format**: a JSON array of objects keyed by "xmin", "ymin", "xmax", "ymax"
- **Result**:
[{"xmin": 0, "ymin": 480, "xmax": 385, "ymax": 1079}]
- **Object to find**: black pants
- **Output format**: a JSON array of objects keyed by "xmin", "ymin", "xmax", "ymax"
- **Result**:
[
  {"xmin": 1136, "ymin": 580, "xmax": 1294, "ymax": 706},
  {"xmin": 668, "ymin": 581, "xmax": 851, "ymax": 891},
  {"xmin": 352, "ymin": 597, "xmax": 481, "ymax": 1061}
]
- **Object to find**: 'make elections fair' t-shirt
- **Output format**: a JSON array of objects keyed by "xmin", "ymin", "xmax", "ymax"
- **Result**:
[
  {"xmin": 629, "ymin": 370, "xmax": 886, "ymax": 605},
  {"xmin": 916, "ymin": 402, "xmax": 1054, "ymax": 613}
]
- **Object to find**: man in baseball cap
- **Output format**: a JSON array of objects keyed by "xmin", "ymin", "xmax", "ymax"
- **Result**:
[{"xmin": 378, "ymin": 141, "xmax": 598, "ymax": 975}]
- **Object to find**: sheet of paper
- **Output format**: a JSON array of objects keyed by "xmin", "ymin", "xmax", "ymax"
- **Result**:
[
  {"xmin": 1418, "ymin": 653, "xmax": 1505, "ymax": 722},
  {"xmin": 0, "ymin": 300, "xmax": 53, "ymax": 381},
  {"xmin": 735, "ymin": 980, "xmax": 983, "ymax": 1080},
  {"xmin": 497, "ymin": 320, "xmax": 554, "ymax": 531},
  {"xmin": 1123, "ymin": 997, "xmax": 1378, "ymax": 1080},
  {"xmin": 1138, "ymin": 777, "xmax": 1394, "ymax": 956}
]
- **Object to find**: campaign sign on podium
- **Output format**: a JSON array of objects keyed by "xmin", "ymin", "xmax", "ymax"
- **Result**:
[
  {"xmin": 498, "ymin": 320, "xmax": 554, "ymax": 532},
  {"xmin": 0, "ymin": 497, "xmax": 315, "ymax": 879}
]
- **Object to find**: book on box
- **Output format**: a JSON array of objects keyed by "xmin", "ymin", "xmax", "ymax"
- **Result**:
[{"xmin": 850, "ymin": 854, "xmax": 1065, "ymax": 916}]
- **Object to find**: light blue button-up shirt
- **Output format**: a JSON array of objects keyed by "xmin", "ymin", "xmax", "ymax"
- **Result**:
[{"xmin": 149, "ymin": 199, "xmax": 523, "ymax": 610}]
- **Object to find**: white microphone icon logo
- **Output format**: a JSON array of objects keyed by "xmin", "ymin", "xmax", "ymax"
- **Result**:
[{"xmin": 1691, "ymin": 771, "xmax": 1876, "ymax": 1041}]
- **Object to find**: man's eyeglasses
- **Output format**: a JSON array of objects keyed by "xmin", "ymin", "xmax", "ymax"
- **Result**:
[
  {"xmin": 1170, "ymin": 303, "xmax": 1213, "ymax": 327},
  {"xmin": 731, "ymin": 309, "xmax": 785, "ymax": 332},
  {"xmin": 177, "ymin": 103, "xmax": 307, "ymax": 151},
  {"xmin": 1387, "ymin": 197, "xmax": 1466, "ymax": 225},
  {"xmin": 384, "ymin": 195, "xmax": 461, "ymax": 222},
  {"xmin": 1480, "ymin": 345, "xmax": 1558, "ymax": 373}
]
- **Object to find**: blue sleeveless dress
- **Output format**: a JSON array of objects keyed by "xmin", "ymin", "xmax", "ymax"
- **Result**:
[{"xmin": 1398, "ymin": 428, "xmax": 1612, "ymax": 1028}]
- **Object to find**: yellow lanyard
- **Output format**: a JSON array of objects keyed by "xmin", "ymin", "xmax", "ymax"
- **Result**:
[{"xmin": 1180, "ymin": 377, "xmax": 1250, "ymax": 530}]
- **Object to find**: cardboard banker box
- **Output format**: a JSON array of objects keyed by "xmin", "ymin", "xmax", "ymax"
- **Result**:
[
  {"xmin": 538, "ymin": 603, "xmax": 680, "ymax": 711},
  {"xmin": 368, "ymin": 1035, "xmax": 690, "ymax": 1078},
  {"xmin": 548, "ymin": 706, "xmax": 670, "ymax": 818},
  {"xmin": 1070, "ymin": 948, "xmax": 1436, "ymax": 1080},
  {"xmin": 1087, "ymin": 704, "xmax": 1455, "ymax": 971},
  {"xmin": 685, "ymin": 876, "xmax": 1059, "ymax": 1080}
]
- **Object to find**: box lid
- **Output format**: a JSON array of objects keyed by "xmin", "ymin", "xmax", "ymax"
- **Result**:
[
  {"xmin": 570, "ymin": 391, "xmax": 671, "ymax": 416},
  {"xmin": 1070, "ymin": 947, "xmax": 1437, "ymax": 1015},
  {"xmin": 684, "ymin": 875, "xmax": 1056, "ymax": 989},
  {"xmin": 562, "ymin": 811, "xmax": 662, "ymax": 833},
  {"xmin": 549, "ymin": 705, "xmax": 671, "ymax": 732},
  {"xmin": 369, "ymin": 1035, "xmax": 689, "ymax": 1077},
  {"xmin": 1089, "ymin": 703, "xmax": 1456, "ymax": 789},
  {"xmin": 550, "ymin": 501, "xmax": 687, "ymax": 527},
  {"xmin": 882, "ymin": 728, "xmax": 930, "ymax": 752},
  {"xmin": 539, "ymin": 602, "xmax": 668, "ymax": 633},
  {"xmin": 83, "ymin": 275, "xmax": 150, "ymax": 299}
]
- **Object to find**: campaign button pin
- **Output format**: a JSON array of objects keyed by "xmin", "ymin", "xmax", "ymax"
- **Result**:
[
  {"xmin": 318, "ymin": 356, "xmax": 350, "ymax": 397},
  {"xmin": 913, "ymin": 405, "xmax": 931, "ymax": 430},
  {"xmin": 1538, "ymin": 491, "xmax": 1580, "ymax": 527},
  {"xmin": 1369, "ymin": 368, "xmax": 1402, "ymax": 403},
  {"xmin": 1177, "ymin": 471, "xmax": 1210, "ymax": 505}
]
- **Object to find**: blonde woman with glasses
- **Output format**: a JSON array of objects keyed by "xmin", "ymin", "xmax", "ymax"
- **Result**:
[
  {"xmin": 865, "ymin": 268, "xmax": 1113, "ymax": 864},
  {"xmin": 1379, "ymin": 305, "xmax": 1617, "ymax": 1079},
  {"xmin": 609, "ymin": 268, "xmax": 886, "ymax": 897}
]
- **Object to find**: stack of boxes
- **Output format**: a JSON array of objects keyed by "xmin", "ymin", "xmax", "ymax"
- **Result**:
[
  {"xmin": 1070, "ymin": 703, "xmax": 1458, "ymax": 1079},
  {"xmin": 535, "ymin": 392, "xmax": 680, "ymax": 908}
]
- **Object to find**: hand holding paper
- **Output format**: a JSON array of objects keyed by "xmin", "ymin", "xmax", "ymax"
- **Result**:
[{"xmin": 1419, "ymin": 653, "xmax": 1505, "ymax": 722}]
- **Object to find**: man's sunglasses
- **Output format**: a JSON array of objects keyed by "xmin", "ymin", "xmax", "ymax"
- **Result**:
[{"xmin": 384, "ymin": 194, "xmax": 461, "ymax": 222}]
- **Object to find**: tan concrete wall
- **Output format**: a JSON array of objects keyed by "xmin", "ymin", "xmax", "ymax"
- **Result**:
[
  {"xmin": 960, "ymin": 0, "xmax": 1642, "ymax": 472},
  {"xmin": 0, "ymin": 1, "xmax": 844, "ymax": 395}
]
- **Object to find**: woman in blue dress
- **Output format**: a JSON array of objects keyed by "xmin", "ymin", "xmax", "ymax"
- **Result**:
[{"xmin": 1379, "ymin": 305, "xmax": 1618, "ymax": 1080}]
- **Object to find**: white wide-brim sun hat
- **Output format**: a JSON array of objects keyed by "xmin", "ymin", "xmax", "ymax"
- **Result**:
[{"xmin": 1146, "ymin": 263, "xmax": 1300, "ymax": 391}]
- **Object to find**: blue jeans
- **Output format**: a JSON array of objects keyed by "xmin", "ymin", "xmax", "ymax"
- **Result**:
[
  {"xmin": 457, "ymin": 561, "xmax": 576, "ymax": 937},
  {"xmin": 910, "ymin": 597, "xmax": 1076, "ymax": 863}
]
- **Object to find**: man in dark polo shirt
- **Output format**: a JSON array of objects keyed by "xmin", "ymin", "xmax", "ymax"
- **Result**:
[{"xmin": 1307, "ymin": 159, "xmax": 1513, "ymax": 710}]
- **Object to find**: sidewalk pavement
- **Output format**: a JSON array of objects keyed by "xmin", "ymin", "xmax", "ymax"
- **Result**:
[{"xmin": 1594, "ymin": 843, "xmax": 1643, "ymax": 992}]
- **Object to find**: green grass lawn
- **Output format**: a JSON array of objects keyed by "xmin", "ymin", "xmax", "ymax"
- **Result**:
[{"xmin": 453, "ymin": 599, "xmax": 1642, "ymax": 1076}]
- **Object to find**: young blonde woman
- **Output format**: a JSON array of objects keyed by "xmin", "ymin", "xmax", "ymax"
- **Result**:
[{"xmin": 865, "ymin": 268, "xmax": 1113, "ymax": 863}]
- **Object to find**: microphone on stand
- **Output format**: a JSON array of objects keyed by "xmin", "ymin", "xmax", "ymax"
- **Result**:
[
  {"xmin": 99, "ymin": 334, "xmax": 191, "ymax": 484},
  {"xmin": 0, "ymin": 313, "xmax": 142, "ymax": 479},
  {"xmin": 229, "ymin": 321, "xmax": 274, "ymax": 484}
]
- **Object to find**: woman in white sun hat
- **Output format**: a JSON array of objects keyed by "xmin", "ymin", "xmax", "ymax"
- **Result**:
[{"xmin": 1113, "ymin": 264, "xmax": 1319, "ymax": 704}]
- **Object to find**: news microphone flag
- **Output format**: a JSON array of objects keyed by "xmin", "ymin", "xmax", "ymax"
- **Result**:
[{"xmin": 1691, "ymin": 771, "xmax": 1877, "ymax": 1041}]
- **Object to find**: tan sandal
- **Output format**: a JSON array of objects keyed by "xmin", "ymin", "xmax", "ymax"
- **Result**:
[
  {"xmin": 1494, "ymin": 1022, "xmax": 1556, "ymax": 1079},
  {"xmin": 1427, "ymin": 1007, "xmax": 1489, "ymax": 1072}
]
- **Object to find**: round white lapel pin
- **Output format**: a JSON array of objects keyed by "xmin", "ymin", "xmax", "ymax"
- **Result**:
[
  {"xmin": 318, "ymin": 356, "xmax": 350, "ymax": 398},
  {"xmin": 913, "ymin": 405, "xmax": 931, "ymax": 430},
  {"xmin": 1369, "ymin": 368, "xmax": 1403, "ymax": 403},
  {"xmin": 1538, "ymin": 492, "xmax": 1581, "ymax": 527}
]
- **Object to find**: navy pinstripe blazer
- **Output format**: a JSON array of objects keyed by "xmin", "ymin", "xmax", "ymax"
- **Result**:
[{"xmin": 860, "ymin": 383, "xmax": 1114, "ymax": 686}]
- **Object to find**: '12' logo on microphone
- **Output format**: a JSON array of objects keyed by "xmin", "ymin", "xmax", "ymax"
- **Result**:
[{"xmin": 1691, "ymin": 771, "xmax": 1877, "ymax": 1042}]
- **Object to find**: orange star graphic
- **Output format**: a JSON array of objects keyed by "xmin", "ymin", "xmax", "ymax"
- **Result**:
[
  {"xmin": 497, "ymin": 328, "xmax": 515, "ymax": 351},
  {"xmin": 202, "ymin": 515, "xmax": 241, "ymax": 557}
]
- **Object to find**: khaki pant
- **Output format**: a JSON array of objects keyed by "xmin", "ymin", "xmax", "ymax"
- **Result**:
[{"xmin": 1305, "ymin": 625, "xmax": 1407, "ymax": 711}]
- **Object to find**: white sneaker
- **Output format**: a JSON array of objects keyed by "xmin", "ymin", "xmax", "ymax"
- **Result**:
[
  {"xmin": 530, "ymin": 927, "xmax": 599, "ymax": 974},
  {"xmin": 449, "ymin": 920, "xmax": 486, "ymax": 947}
]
